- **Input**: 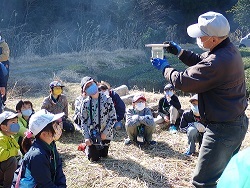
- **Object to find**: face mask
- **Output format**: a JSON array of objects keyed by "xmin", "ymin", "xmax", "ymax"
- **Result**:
[
  {"xmin": 135, "ymin": 102, "xmax": 145, "ymax": 111},
  {"xmin": 53, "ymin": 88, "xmax": 62, "ymax": 96},
  {"xmin": 191, "ymin": 104, "xmax": 200, "ymax": 116},
  {"xmin": 165, "ymin": 91, "xmax": 173, "ymax": 97},
  {"xmin": 21, "ymin": 109, "xmax": 33, "ymax": 117},
  {"xmin": 86, "ymin": 83, "xmax": 98, "ymax": 96},
  {"xmin": 102, "ymin": 90, "xmax": 109, "ymax": 96},
  {"xmin": 53, "ymin": 123, "xmax": 62, "ymax": 141},
  {"xmin": 196, "ymin": 37, "xmax": 211, "ymax": 51},
  {"xmin": 9, "ymin": 123, "xmax": 20, "ymax": 133}
]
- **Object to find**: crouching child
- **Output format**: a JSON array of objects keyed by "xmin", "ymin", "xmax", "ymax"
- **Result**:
[{"xmin": 124, "ymin": 94, "xmax": 156, "ymax": 146}]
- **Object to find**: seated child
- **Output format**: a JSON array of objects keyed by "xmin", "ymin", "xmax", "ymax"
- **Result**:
[
  {"xmin": 41, "ymin": 80, "xmax": 75, "ymax": 133},
  {"xmin": 154, "ymin": 84, "xmax": 182, "ymax": 134},
  {"xmin": 179, "ymin": 94, "xmax": 205, "ymax": 156},
  {"xmin": 15, "ymin": 100, "xmax": 34, "ymax": 154},
  {"xmin": 98, "ymin": 81, "xmax": 126, "ymax": 130},
  {"xmin": 0, "ymin": 111, "xmax": 20, "ymax": 188},
  {"xmin": 124, "ymin": 93, "xmax": 156, "ymax": 145}
]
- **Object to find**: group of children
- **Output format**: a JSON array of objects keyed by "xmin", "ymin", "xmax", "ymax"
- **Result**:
[
  {"xmin": 0, "ymin": 80, "xmax": 72, "ymax": 187},
  {"xmin": 0, "ymin": 76, "xmax": 205, "ymax": 187}
]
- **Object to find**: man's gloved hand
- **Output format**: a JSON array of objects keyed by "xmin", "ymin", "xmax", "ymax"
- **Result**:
[
  {"xmin": 151, "ymin": 58, "xmax": 170, "ymax": 71},
  {"xmin": 164, "ymin": 41, "xmax": 182, "ymax": 56}
]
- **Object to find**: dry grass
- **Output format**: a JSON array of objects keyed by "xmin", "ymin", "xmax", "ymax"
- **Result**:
[{"xmin": 5, "ymin": 83, "xmax": 250, "ymax": 188}]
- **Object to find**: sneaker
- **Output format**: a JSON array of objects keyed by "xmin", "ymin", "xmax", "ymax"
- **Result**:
[
  {"xmin": 149, "ymin": 140, "xmax": 157, "ymax": 145},
  {"xmin": 184, "ymin": 150, "xmax": 193, "ymax": 156},
  {"xmin": 169, "ymin": 125, "xmax": 177, "ymax": 134},
  {"xmin": 124, "ymin": 138, "xmax": 132, "ymax": 145}
]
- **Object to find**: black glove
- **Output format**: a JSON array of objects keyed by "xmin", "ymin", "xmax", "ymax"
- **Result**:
[{"xmin": 163, "ymin": 41, "xmax": 182, "ymax": 56}]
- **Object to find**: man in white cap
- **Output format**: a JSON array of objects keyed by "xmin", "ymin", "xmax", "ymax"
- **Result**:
[{"xmin": 151, "ymin": 11, "xmax": 248, "ymax": 187}]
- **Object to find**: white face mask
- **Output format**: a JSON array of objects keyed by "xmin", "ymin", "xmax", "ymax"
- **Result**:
[
  {"xmin": 135, "ymin": 102, "xmax": 145, "ymax": 111},
  {"xmin": 196, "ymin": 37, "xmax": 211, "ymax": 51},
  {"xmin": 191, "ymin": 104, "xmax": 200, "ymax": 116}
]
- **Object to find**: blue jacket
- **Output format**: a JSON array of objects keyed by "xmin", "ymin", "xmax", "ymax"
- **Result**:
[
  {"xmin": 19, "ymin": 139, "xmax": 66, "ymax": 188},
  {"xmin": 109, "ymin": 90, "xmax": 125, "ymax": 122}
]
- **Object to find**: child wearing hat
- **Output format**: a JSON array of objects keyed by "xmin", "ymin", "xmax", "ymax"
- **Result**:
[
  {"xmin": 17, "ymin": 109, "xmax": 66, "ymax": 187},
  {"xmin": 124, "ymin": 93, "xmax": 156, "ymax": 145},
  {"xmin": 179, "ymin": 94, "xmax": 206, "ymax": 156},
  {"xmin": 41, "ymin": 80, "xmax": 75, "ymax": 133},
  {"xmin": 154, "ymin": 83, "xmax": 182, "ymax": 134},
  {"xmin": 79, "ymin": 76, "xmax": 117, "ymax": 162},
  {"xmin": 0, "ymin": 111, "xmax": 20, "ymax": 188}
]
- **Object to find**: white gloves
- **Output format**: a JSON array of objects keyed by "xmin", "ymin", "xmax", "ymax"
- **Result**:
[{"xmin": 194, "ymin": 122, "xmax": 206, "ymax": 133}]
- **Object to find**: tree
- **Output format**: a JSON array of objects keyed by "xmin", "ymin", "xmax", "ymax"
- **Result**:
[{"xmin": 230, "ymin": 0, "xmax": 250, "ymax": 34}]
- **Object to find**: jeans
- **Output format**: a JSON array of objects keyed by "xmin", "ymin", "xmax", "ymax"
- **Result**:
[
  {"xmin": 187, "ymin": 126, "xmax": 202, "ymax": 154},
  {"xmin": 192, "ymin": 114, "xmax": 248, "ymax": 188}
]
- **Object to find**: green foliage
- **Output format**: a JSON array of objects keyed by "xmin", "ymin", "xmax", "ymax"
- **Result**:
[
  {"xmin": 230, "ymin": 0, "xmax": 250, "ymax": 33},
  {"xmin": 240, "ymin": 48, "xmax": 250, "ymax": 58},
  {"xmin": 98, "ymin": 54, "xmax": 186, "ymax": 91}
]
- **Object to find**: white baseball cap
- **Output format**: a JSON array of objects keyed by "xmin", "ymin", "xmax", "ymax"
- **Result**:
[
  {"xmin": 187, "ymin": 11, "xmax": 230, "ymax": 38},
  {"xmin": 0, "ymin": 111, "xmax": 18, "ymax": 124},
  {"xmin": 29, "ymin": 109, "xmax": 64, "ymax": 136}
]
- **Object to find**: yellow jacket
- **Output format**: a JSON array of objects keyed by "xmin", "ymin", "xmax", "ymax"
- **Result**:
[{"xmin": 0, "ymin": 131, "xmax": 19, "ymax": 162}]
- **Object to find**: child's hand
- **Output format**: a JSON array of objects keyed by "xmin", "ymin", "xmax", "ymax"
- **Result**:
[{"xmin": 85, "ymin": 139, "xmax": 92, "ymax": 146}]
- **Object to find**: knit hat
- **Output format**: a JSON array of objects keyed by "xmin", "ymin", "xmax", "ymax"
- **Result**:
[
  {"xmin": 187, "ymin": 11, "xmax": 230, "ymax": 38},
  {"xmin": 29, "ymin": 109, "xmax": 64, "ymax": 136}
]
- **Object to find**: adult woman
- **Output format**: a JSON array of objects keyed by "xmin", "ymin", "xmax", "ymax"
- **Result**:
[{"xmin": 17, "ymin": 109, "xmax": 66, "ymax": 188}]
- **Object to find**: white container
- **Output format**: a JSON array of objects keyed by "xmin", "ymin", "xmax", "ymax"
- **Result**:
[{"xmin": 145, "ymin": 44, "xmax": 169, "ymax": 59}]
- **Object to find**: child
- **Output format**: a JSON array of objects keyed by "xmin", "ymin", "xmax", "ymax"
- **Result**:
[
  {"xmin": 15, "ymin": 100, "xmax": 34, "ymax": 154},
  {"xmin": 98, "ymin": 81, "xmax": 126, "ymax": 130},
  {"xmin": 154, "ymin": 83, "xmax": 182, "ymax": 134},
  {"xmin": 125, "ymin": 93, "xmax": 156, "ymax": 145},
  {"xmin": 0, "ymin": 111, "xmax": 20, "ymax": 188},
  {"xmin": 17, "ymin": 109, "xmax": 66, "ymax": 187},
  {"xmin": 179, "ymin": 94, "xmax": 205, "ymax": 156},
  {"xmin": 79, "ymin": 76, "xmax": 117, "ymax": 162},
  {"xmin": 41, "ymin": 80, "xmax": 75, "ymax": 133}
]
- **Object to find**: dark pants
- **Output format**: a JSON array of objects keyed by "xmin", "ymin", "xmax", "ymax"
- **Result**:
[
  {"xmin": 0, "ymin": 156, "xmax": 17, "ymax": 188},
  {"xmin": 192, "ymin": 114, "xmax": 248, "ymax": 188},
  {"xmin": 86, "ymin": 140, "xmax": 110, "ymax": 162},
  {"xmin": 2, "ymin": 61, "xmax": 9, "ymax": 103}
]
